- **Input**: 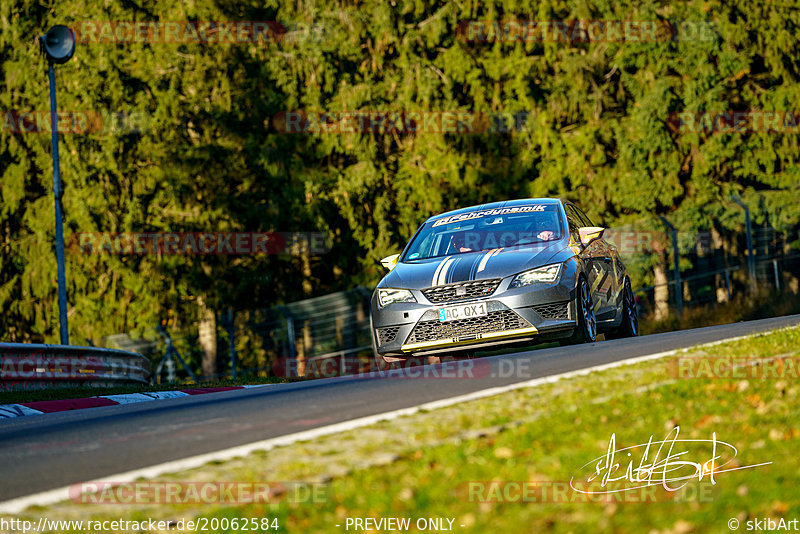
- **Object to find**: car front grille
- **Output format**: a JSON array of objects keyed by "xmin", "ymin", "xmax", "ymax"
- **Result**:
[
  {"xmin": 377, "ymin": 326, "xmax": 400, "ymax": 345},
  {"xmin": 407, "ymin": 309, "xmax": 531, "ymax": 345},
  {"xmin": 422, "ymin": 279, "xmax": 501, "ymax": 304},
  {"xmin": 533, "ymin": 301, "xmax": 570, "ymax": 320}
]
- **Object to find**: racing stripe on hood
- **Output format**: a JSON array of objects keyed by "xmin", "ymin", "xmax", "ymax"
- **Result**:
[
  {"xmin": 476, "ymin": 249, "xmax": 495, "ymax": 274},
  {"xmin": 430, "ymin": 256, "xmax": 448, "ymax": 286},
  {"xmin": 477, "ymin": 248, "xmax": 503, "ymax": 274},
  {"xmin": 433, "ymin": 256, "xmax": 456, "ymax": 286},
  {"xmin": 440, "ymin": 256, "xmax": 459, "ymax": 285},
  {"xmin": 447, "ymin": 254, "xmax": 480, "ymax": 283}
]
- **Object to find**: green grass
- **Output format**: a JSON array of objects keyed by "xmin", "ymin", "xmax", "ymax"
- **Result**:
[
  {"xmin": 9, "ymin": 324, "xmax": 800, "ymax": 533},
  {"xmin": 264, "ymin": 327, "xmax": 799, "ymax": 534}
]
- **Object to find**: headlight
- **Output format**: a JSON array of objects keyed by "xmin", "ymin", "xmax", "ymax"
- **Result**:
[
  {"xmin": 509, "ymin": 264, "xmax": 562, "ymax": 288},
  {"xmin": 378, "ymin": 288, "xmax": 416, "ymax": 306}
]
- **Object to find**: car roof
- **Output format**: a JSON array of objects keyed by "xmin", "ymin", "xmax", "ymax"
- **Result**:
[{"xmin": 425, "ymin": 198, "xmax": 563, "ymax": 224}]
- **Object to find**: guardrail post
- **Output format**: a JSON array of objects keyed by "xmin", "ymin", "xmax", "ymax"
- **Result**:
[
  {"xmin": 228, "ymin": 308, "xmax": 237, "ymax": 379},
  {"xmin": 731, "ymin": 195, "xmax": 756, "ymax": 291},
  {"xmin": 724, "ymin": 268, "xmax": 732, "ymax": 300},
  {"xmin": 155, "ymin": 325, "xmax": 197, "ymax": 382},
  {"xmin": 165, "ymin": 353, "xmax": 176, "ymax": 382},
  {"xmin": 286, "ymin": 316, "xmax": 297, "ymax": 372}
]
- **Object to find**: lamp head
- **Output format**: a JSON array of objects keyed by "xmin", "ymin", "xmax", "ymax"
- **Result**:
[{"xmin": 40, "ymin": 25, "xmax": 76, "ymax": 64}]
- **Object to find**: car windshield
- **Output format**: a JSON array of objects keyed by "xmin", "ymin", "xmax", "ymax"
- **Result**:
[{"xmin": 402, "ymin": 203, "xmax": 564, "ymax": 261}]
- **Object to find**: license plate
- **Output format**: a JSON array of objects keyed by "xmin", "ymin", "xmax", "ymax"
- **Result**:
[{"xmin": 438, "ymin": 302, "xmax": 488, "ymax": 322}]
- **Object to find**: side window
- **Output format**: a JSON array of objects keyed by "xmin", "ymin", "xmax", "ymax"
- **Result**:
[
  {"xmin": 573, "ymin": 205, "xmax": 597, "ymax": 228},
  {"xmin": 415, "ymin": 234, "xmax": 433, "ymax": 259}
]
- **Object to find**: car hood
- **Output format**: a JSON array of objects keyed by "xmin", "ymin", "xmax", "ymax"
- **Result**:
[{"xmin": 381, "ymin": 241, "xmax": 572, "ymax": 289}]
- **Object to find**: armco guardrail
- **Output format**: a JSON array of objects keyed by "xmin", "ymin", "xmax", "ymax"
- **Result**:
[{"xmin": 0, "ymin": 343, "xmax": 150, "ymax": 391}]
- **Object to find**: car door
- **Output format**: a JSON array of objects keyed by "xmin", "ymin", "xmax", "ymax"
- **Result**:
[
  {"xmin": 565, "ymin": 203, "xmax": 615, "ymax": 317},
  {"xmin": 573, "ymin": 204, "xmax": 623, "ymax": 315}
]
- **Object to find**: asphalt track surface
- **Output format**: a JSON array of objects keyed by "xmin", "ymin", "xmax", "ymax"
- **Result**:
[{"xmin": 1, "ymin": 314, "xmax": 799, "ymax": 503}]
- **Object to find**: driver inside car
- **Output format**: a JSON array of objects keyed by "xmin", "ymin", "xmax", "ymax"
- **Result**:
[
  {"xmin": 448, "ymin": 231, "xmax": 473, "ymax": 253},
  {"xmin": 534, "ymin": 214, "xmax": 558, "ymax": 241}
]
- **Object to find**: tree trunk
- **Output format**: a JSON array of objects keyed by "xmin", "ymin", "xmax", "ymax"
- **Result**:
[
  {"xmin": 710, "ymin": 227, "xmax": 729, "ymax": 303},
  {"xmin": 197, "ymin": 296, "xmax": 217, "ymax": 378},
  {"xmin": 653, "ymin": 260, "xmax": 669, "ymax": 321},
  {"xmin": 785, "ymin": 241, "xmax": 799, "ymax": 294},
  {"xmin": 299, "ymin": 319, "xmax": 312, "ymax": 377},
  {"xmin": 293, "ymin": 239, "xmax": 315, "ymax": 377},
  {"xmin": 301, "ymin": 238, "xmax": 313, "ymax": 296}
]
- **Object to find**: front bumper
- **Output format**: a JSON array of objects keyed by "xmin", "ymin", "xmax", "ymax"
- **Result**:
[{"xmin": 371, "ymin": 276, "xmax": 577, "ymax": 357}]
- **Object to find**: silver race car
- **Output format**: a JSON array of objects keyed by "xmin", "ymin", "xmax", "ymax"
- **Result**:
[{"xmin": 370, "ymin": 198, "xmax": 638, "ymax": 364}]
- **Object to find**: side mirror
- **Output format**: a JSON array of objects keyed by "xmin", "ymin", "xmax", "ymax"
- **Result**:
[
  {"xmin": 380, "ymin": 253, "xmax": 400, "ymax": 270},
  {"xmin": 578, "ymin": 227, "xmax": 605, "ymax": 246}
]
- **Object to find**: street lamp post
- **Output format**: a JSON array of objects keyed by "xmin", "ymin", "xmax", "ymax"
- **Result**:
[{"xmin": 40, "ymin": 25, "xmax": 76, "ymax": 345}]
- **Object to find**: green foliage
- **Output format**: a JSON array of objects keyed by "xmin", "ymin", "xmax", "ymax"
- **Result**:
[{"xmin": 2, "ymin": 0, "xmax": 799, "ymax": 342}]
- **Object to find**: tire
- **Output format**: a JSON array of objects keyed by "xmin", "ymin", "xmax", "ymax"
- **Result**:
[
  {"xmin": 562, "ymin": 276, "xmax": 597, "ymax": 345},
  {"xmin": 607, "ymin": 278, "xmax": 639, "ymax": 339}
]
